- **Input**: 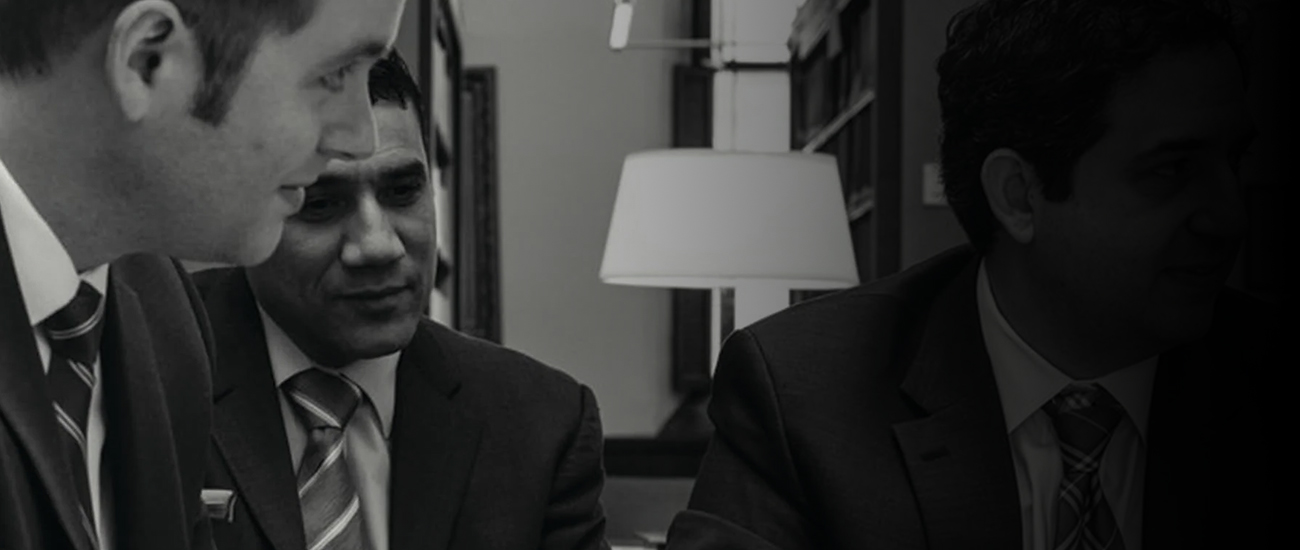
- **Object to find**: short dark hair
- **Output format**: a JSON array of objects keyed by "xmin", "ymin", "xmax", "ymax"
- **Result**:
[
  {"xmin": 368, "ymin": 49, "xmax": 429, "ymax": 151},
  {"xmin": 0, "ymin": 0, "xmax": 317, "ymax": 124},
  {"xmin": 935, "ymin": 0, "xmax": 1241, "ymax": 253}
]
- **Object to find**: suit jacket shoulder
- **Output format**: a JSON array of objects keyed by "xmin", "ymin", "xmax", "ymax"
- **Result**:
[
  {"xmin": 194, "ymin": 267, "xmax": 607, "ymax": 550},
  {"xmin": 732, "ymin": 244, "xmax": 979, "ymax": 423},
  {"xmin": 410, "ymin": 320, "xmax": 610, "ymax": 550},
  {"xmin": 421, "ymin": 320, "xmax": 593, "ymax": 413},
  {"xmin": 667, "ymin": 244, "xmax": 1022, "ymax": 550},
  {"xmin": 2, "ymin": 250, "xmax": 216, "ymax": 550},
  {"xmin": 105, "ymin": 254, "xmax": 217, "ymax": 550}
]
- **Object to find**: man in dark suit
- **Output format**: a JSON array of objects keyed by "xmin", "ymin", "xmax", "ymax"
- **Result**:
[
  {"xmin": 1, "ymin": 1, "xmax": 408, "ymax": 549},
  {"xmin": 195, "ymin": 51, "xmax": 610, "ymax": 550},
  {"xmin": 667, "ymin": 0, "xmax": 1276, "ymax": 548}
]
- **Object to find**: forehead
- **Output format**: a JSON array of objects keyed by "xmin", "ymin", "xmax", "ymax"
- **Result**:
[
  {"xmin": 1099, "ymin": 43, "xmax": 1250, "ymax": 153},
  {"xmin": 267, "ymin": 0, "xmax": 407, "ymax": 63},
  {"xmin": 374, "ymin": 103, "xmax": 424, "ymax": 155},
  {"xmin": 322, "ymin": 103, "xmax": 426, "ymax": 180}
]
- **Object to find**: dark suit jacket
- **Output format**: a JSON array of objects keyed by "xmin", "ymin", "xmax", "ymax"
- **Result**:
[
  {"xmin": 193, "ymin": 267, "xmax": 610, "ymax": 550},
  {"xmin": 667, "ymin": 245, "xmax": 1277, "ymax": 549},
  {"xmin": 1, "ymin": 220, "xmax": 217, "ymax": 550}
]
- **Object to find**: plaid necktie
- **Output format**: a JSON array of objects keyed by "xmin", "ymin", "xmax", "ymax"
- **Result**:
[
  {"xmin": 282, "ymin": 369, "xmax": 368, "ymax": 550},
  {"xmin": 1045, "ymin": 383, "xmax": 1126, "ymax": 550},
  {"xmin": 41, "ymin": 281, "xmax": 106, "ymax": 549}
]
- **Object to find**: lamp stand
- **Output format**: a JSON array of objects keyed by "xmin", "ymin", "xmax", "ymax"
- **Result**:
[
  {"xmin": 710, "ymin": 282, "xmax": 789, "ymax": 375},
  {"xmin": 734, "ymin": 281, "xmax": 789, "ymax": 330}
]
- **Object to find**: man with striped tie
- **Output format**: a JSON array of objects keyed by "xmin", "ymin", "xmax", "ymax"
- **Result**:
[
  {"xmin": 667, "ymin": 1, "xmax": 1278, "ymax": 549},
  {"xmin": 194, "ymin": 51, "xmax": 610, "ymax": 550},
  {"xmin": 1, "ymin": 1, "xmax": 408, "ymax": 549}
]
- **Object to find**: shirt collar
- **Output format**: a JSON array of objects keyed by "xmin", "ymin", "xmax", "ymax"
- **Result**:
[
  {"xmin": 977, "ymin": 261, "xmax": 1157, "ymax": 440},
  {"xmin": 2, "ymin": 156, "xmax": 110, "ymax": 327},
  {"xmin": 257, "ymin": 303, "xmax": 399, "ymax": 437}
]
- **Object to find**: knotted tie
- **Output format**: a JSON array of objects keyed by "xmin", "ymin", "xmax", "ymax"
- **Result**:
[
  {"xmin": 41, "ymin": 281, "xmax": 106, "ymax": 549},
  {"xmin": 1045, "ymin": 383, "xmax": 1126, "ymax": 550},
  {"xmin": 282, "ymin": 369, "xmax": 368, "ymax": 550}
]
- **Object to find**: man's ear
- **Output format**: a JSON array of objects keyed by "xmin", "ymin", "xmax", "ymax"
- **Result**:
[
  {"xmin": 105, "ymin": 0, "xmax": 202, "ymax": 122},
  {"xmin": 980, "ymin": 148, "xmax": 1040, "ymax": 245}
]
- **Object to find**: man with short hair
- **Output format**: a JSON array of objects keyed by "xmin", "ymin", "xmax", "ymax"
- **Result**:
[
  {"xmin": 196, "ymin": 51, "xmax": 611, "ymax": 550},
  {"xmin": 1, "ymin": 1, "xmax": 407, "ymax": 549},
  {"xmin": 666, "ymin": 0, "xmax": 1276, "ymax": 548}
]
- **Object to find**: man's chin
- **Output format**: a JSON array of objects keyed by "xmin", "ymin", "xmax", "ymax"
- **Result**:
[
  {"xmin": 339, "ymin": 322, "xmax": 421, "ymax": 361},
  {"xmin": 1145, "ymin": 299, "xmax": 1219, "ymax": 351},
  {"xmin": 227, "ymin": 223, "xmax": 284, "ymax": 267}
]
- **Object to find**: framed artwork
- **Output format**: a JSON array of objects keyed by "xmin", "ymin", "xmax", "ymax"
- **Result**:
[
  {"xmin": 421, "ymin": 0, "xmax": 473, "ymax": 332},
  {"xmin": 456, "ymin": 66, "xmax": 502, "ymax": 343}
]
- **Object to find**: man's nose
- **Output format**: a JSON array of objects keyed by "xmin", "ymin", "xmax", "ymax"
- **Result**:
[
  {"xmin": 340, "ymin": 197, "xmax": 405, "ymax": 267},
  {"xmin": 1189, "ymin": 160, "xmax": 1248, "ymax": 241}
]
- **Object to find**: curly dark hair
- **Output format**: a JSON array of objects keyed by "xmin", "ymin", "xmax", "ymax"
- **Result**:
[
  {"xmin": 935, "ymin": 0, "xmax": 1243, "ymax": 252},
  {"xmin": 368, "ymin": 49, "xmax": 429, "ymax": 151}
]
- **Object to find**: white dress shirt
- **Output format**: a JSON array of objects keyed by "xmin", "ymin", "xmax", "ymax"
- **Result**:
[
  {"xmin": 976, "ymin": 262, "xmax": 1157, "ymax": 550},
  {"xmin": 1, "ymin": 156, "xmax": 114, "ymax": 549},
  {"xmin": 258, "ymin": 305, "xmax": 397, "ymax": 550}
]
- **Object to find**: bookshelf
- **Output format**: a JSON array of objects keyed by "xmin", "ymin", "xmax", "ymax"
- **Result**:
[{"xmin": 790, "ymin": 0, "xmax": 902, "ymax": 285}]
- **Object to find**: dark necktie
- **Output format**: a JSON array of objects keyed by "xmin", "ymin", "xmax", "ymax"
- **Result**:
[
  {"xmin": 1045, "ymin": 383, "xmax": 1127, "ymax": 550},
  {"xmin": 41, "ymin": 281, "xmax": 106, "ymax": 549},
  {"xmin": 282, "ymin": 368, "xmax": 368, "ymax": 550}
]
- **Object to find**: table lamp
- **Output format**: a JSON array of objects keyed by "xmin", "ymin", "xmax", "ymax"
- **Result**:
[{"xmin": 600, "ymin": 149, "xmax": 858, "ymax": 359}]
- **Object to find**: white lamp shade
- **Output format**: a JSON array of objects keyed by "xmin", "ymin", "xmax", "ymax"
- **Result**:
[{"xmin": 600, "ymin": 149, "xmax": 858, "ymax": 289}]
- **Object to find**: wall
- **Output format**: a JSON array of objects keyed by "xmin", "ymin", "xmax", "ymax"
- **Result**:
[
  {"xmin": 393, "ymin": 1, "xmax": 421, "ymax": 70},
  {"xmin": 461, "ymin": 0, "xmax": 684, "ymax": 436},
  {"xmin": 899, "ymin": 0, "xmax": 973, "ymax": 268}
]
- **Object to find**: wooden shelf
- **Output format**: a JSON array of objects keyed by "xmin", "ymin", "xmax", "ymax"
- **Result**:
[
  {"xmin": 790, "ymin": 0, "xmax": 854, "ymax": 60},
  {"xmin": 847, "ymin": 187, "xmax": 875, "ymax": 222},
  {"xmin": 800, "ymin": 88, "xmax": 874, "ymax": 153}
]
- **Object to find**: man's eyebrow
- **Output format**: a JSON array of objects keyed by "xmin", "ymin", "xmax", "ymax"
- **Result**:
[
  {"xmin": 307, "ymin": 173, "xmax": 353, "ymax": 190},
  {"xmin": 380, "ymin": 160, "xmax": 428, "ymax": 182},
  {"xmin": 1135, "ymin": 138, "xmax": 1206, "ymax": 160},
  {"xmin": 1134, "ymin": 127, "xmax": 1258, "ymax": 162},
  {"xmin": 311, "ymin": 160, "xmax": 426, "ymax": 189},
  {"xmin": 1230, "ymin": 127, "xmax": 1259, "ymax": 150},
  {"xmin": 319, "ymin": 40, "xmax": 392, "ymax": 68}
]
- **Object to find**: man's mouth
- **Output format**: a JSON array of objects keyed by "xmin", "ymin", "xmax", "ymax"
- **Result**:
[
  {"xmin": 340, "ymin": 285, "xmax": 412, "ymax": 300},
  {"xmin": 1165, "ymin": 258, "xmax": 1233, "ymax": 285}
]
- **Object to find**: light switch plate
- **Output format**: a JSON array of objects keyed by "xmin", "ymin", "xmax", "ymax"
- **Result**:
[{"xmin": 922, "ymin": 162, "xmax": 948, "ymax": 207}]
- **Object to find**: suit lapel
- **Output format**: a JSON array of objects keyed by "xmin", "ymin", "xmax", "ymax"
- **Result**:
[
  {"xmin": 892, "ymin": 260, "xmax": 1021, "ymax": 550},
  {"xmin": 206, "ymin": 271, "xmax": 306, "ymax": 550},
  {"xmin": 389, "ymin": 324, "xmax": 483, "ymax": 550},
  {"xmin": 100, "ymin": 277, "xmax": 191, "ymax": 549},
  {"xmin": 1142, "ymin": 310, "xmax": 1254, "ymax": 547},
  {"xmin": 1140, "ymin": 355, "xmax": 1178, "ymax": 546},
  {"xmin": 0, "ymin": 219, "xmax": 95, "ymax": 550}
]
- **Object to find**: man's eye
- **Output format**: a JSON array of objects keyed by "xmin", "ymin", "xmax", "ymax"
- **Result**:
[
  {"xmin": 1228, "ymin": 146, "xmax": 1251, "ymax": 176},
  {"xmin": 382, "ymin": 182, "xmax": 425, "ymax": 206},
  {"xmin": 1136, "ymin": 159, "xmax": 1194, "ymax": 198},
  {"xmin": 1150, "ymin": 159, "xmax": 1190, "ymax": 180},
  {"xmin": 295, "ymin": 196, "xmax": 347, "ymax": 222}
]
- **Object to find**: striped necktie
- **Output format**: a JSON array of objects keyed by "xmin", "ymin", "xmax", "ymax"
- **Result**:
[
  {"xmin": 282, "ymin": 369, "xmax": 368, "ymax": 550},
  {"xmin": 41, "ymin": 281, "xmax": 106, "ymax": 549},
  {"xmin": 1045, "ymin": 383, "xmax": 1127, "ymax": 550}
]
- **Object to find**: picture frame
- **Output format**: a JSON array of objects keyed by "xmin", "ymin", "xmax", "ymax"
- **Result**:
[{"xmin": 456, "ymin": 66, "xmax": 503, "ymax": 343}]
